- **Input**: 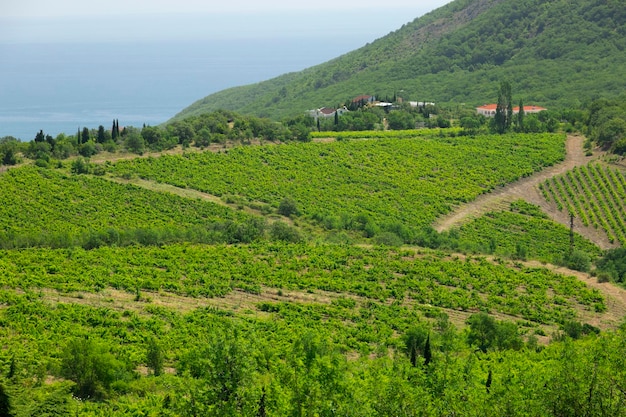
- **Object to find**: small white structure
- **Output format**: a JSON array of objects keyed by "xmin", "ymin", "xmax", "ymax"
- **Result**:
[
  {"xmin": 307, "ymin": 106, "xmax": 349, "ymax": 120},
  {"xmin": 409, "ymin": 101, "xmax": 436, "ymax": 108}
]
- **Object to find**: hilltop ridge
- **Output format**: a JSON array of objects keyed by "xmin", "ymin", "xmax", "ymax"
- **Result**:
[{"xmin": 171, "ymin": 0, "xmax": 626, "ymax": 121}]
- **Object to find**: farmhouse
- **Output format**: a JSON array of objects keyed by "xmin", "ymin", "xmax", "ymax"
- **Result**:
[
  {"xmin": 307, "ymin": 106, "xmax": 349, "ymax": 120},
  {"xmin": 476, "ymin": 104, "xmax": 547, "ymax": 117}
]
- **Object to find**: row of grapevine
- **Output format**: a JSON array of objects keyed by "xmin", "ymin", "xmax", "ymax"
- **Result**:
[
  {"xmin": 457, "ymin": 201, "xmax": 601, "ymax": 263},
  {"xmin": 0, "ymin": 242, "xmax": 604, "ymax": 325},
  {"xmin": 0, "ymin": 266, "xmax": 620, "ymax": 416},
  {"xmin": 541, "ymin": 164, "xmax": 626, "ymax": 245},
  {"xmin": 0, "ymin": 166, "xmax": 258, "ymax": 248},
  {"xmin": 108, "ymin": 133, "xmax": 566, "ymax": 231}
]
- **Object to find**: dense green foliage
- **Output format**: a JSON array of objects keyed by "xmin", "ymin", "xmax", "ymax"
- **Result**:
[
  {"xmin": 0, "ymin": 166, "xmax": 256, "ymax": 248},
  {"xmin": 172, "ymin": 0, "xmax": 626, "ymax": 121},
  {"xmin": 2, "ymin": 116, "xmax": 626, "ymax": 414},
  {"xmin": 595, "ymin": 247, "xmax": 626, "ymax": 283},
  {"xmin": 0, "ymin": 242, "xmax": 604, "ymax": 323},
  {"xmin": 585, "ymin": 95, "xmax": 626, "ymax": 154},
  {"xmin": 107, "ymin": 133, "xmax": 565, "ymax": 241},
  {"xmin": 0, "ymin": 241, "xmax": 618, "ymax": 415},
  {"xmin": 2, "ymin": 110, "xmax": 315, "ymax": 162},
  {"xmin": 457, "ymin": 200, "xmax": 601, "ymax": 264},
  {"xmin": 540, "ymin": 163, "xmax": 626, "ymax": 246}
]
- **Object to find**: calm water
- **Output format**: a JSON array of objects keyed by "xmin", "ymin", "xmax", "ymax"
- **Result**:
[{"xmin": 0, "ymin": 38, "xmax": 363, "ymax": 140}]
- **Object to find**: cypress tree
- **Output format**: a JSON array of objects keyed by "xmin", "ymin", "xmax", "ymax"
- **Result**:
[
  {"xmin": 82, "ymin": 127, "xmax": 90, "ymax": 143},
  {"xmin": 494, "ymin": 81, "xmax": 513, "ymax": 134},
  {"xmin": 517, "ymin": 99, "xmax": 525, "ymax": 132},
  {"xmin": 257, "ymin": 387, "xmax": 266, "ymax": 417},
  {"xmin": 424, "ymin": 333, "xmax": 432, "ymax": 366},
  {"xmin": 112, "ymin": 120, "xmax": 118, "ymax": 140},
  {"xmin": 0, "ymin": 384, "xmax": 13, "ymax": 417},
  {"xmin": 97, "ymin": 125, "xmax": 106, "ymax": 143},
  {"xmin": 7, "ymin": 355, "xmax": 16, "ymax": 379}
]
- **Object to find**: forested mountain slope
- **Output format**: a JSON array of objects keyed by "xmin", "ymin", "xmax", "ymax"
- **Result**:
[{"xmin": 172, "ymin": 0, "xmax": 626, "ymax": 121}]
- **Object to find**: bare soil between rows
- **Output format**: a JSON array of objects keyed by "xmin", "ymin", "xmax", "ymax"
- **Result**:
[{"xmin": 433, "ymin": 135, "xmax": 617, "ymax": 250}]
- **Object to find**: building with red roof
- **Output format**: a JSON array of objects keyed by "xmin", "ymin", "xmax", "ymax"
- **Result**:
[{"xmin": 476, "ymin": 104, "xmax": 547, "ymax": 117}]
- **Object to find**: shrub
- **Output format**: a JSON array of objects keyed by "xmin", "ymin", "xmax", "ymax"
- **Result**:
[
  {"xmin": 60, "ymin": 337, "xmax": 130, "ymax": 400},
  {"xmin": 374, "ymin": 232, "xmax": 403, "ymax": 247},
  {"xmin": 278, "ymin": 197, "xmax": 299, "ymax": 217},
  {"xmin": 564, "ymin": 249, "xmax": 591, "ymax": 272},
  {"xmin": 269, "ymin": 221, "xmax": 302, "ymax": 243}
]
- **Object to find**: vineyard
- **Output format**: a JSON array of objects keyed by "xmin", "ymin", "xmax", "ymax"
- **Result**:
[
  {"xmin": 539, "ymin": 163, "xmax": 626, "ymax": 246},
  {"xmin": 0, "ymin": 242, "xmax": 605, "ymax": 326},
  {"xmin": 1, "ymin": 131, "xmax": 626, "ymax": 415},
  {"xmin": 0, "ymin": 166, "xmax": 254, "ymax": 248},
  {"xmin": 107, "ymin": 133, "xmax": 566, "ymax": 233},
  {"xmin": 0, "ymin": 242, "xmax": 619, "ymax": 416},
  {"xmin": 456, "ymin": 200, "xmax": 602, "ymax": 263}
]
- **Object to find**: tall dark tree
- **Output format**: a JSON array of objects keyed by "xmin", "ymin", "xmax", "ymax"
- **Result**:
[
  {"xmin": 34, "ymin": 129, "xmax": 45, "ymax": 143},
  {"xmin": 494, "ymin": 81, "xmax": 513, "ymax": 134},
  {"xmin": 423, "ymin": 333, "xmax": 432, "ymax": 366},
  {"xmin": 76, "ymin": 127, "xmax": 81, "ymax": 144},
  {"xmin": 112, "ymin": 119, "xmax": 119, "ymax": 140},
  {"xmin": 517, "ymin": 99, "xmax": 525, "ymax": 132},
  {"xmin": 146, "ymin": 337, "xmax": 164, "ymax": 376},
  {"xmin": 82, "ymin": 127, "xmax": 90, "ymax": 143},
  {"xmin": 97, "ymin": 125, "xmax": 106, "ymax": 143},
  {"xmin": 404, "ymin": 327, "xmax": 428, "ymax": 367},
  {"xmin": 0, "ymin": 384, "xmax": 13, "ymax": 417}
]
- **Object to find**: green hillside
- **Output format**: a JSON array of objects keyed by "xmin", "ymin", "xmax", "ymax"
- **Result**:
[
  {"xmin": 106, "ymin": 133, "xmax": 565, "ymax": 235},
  {"xmin": 172, "ymin": 0, "xmax": 626, "ymax": 121},
  {"xmin": 1, "ymin": 129, "xmax": 626, "ymax": 415}
]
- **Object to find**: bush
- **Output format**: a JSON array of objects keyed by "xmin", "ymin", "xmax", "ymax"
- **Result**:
[
  {"xmin": 269, "ymin": 221, "xmax": 302, "ymax": 243},
  {"xmin": 71, "ymin": 157, "xmax": 91, "ymax": 174},
  {"xmin": 374, "ymin": 232, "xmax": 403, "ymax": 247},
  {"xmin": 60, "ymin": 337, "xmax": 130, "ymax": 400},
  {"xmin": 278, "ymin": 197, "xmax": 299, "ymax": 217},
  {"xmin": 564, "ymin": 249, "xmax": 591, "ymax": 272}
]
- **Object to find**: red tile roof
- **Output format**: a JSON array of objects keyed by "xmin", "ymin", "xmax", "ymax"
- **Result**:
[{"xmin": 352, "ymin": 95, "xmax": 373, "ymax": 103}]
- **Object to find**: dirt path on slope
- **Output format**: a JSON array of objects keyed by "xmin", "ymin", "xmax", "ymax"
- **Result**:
[
  {"xmin": 434, "ymin": 135, "xmax": 616, "ymax": 249},
  {"xmin": 106, "ymin": 176, "xmax": 294, "ymax": 225}
]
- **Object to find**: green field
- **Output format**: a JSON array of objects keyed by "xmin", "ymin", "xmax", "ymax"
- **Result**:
[
  {"xmin": 457, "ymin": 200, "xmax": 602, "ymax": 263},
  {"xmin": 540, "ymin": 163, "xmax": 626, "ymax": 245},
  {"xmin": 107, "ymin": 133, "xmax": 566, "ymax": 234},
  {"xmin": 1, "ymin": 131, "xmax": 625, "ymax": 416},
  {"xmin": 0, "ymin": 243, "xmax": 618, "ymax": 416},
  {"xmin": 0, "ymin": 166, "xmax": 254, "ymax": 248}
]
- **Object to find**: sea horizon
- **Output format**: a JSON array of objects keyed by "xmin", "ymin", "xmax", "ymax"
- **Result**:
[{"xmin": 1, "ymin": 37, "xmax": 371, "ymax": 141}]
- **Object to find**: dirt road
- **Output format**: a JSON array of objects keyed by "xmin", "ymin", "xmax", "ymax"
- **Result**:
[{"xmin": 433, "ymin": 135, "xmax": 616, "ymax": 249}]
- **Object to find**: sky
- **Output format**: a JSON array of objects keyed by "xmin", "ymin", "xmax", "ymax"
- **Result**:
[{"xmin": 0, "ymin": 0, "xmax": 453, "ymax": 43}]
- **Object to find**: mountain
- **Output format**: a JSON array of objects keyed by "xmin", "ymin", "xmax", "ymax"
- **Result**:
[{"xmin": 171, "ymin": 0, "xmax": 626, "ymax": 121}]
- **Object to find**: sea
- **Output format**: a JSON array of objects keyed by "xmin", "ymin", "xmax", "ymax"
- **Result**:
[{"xmin": 0, "ymin": 37, "xmax": 368, "ymax": 141}]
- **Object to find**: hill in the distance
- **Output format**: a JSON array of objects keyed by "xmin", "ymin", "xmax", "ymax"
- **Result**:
[{"xmin": 172, "ymin": 0, "xmax": 626, "ymax": 121}]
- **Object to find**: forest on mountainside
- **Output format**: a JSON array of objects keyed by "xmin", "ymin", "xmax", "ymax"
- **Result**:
[{"xmin": 172, "ymin": 0, "xmax": 626, "ymax": 120}]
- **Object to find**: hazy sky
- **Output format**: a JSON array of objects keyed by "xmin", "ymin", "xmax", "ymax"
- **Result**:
[
  {"xmin": 1, "ymin": 0, "xmax": 452, "ymax": 42},
  {"xmin": 3, "ymin": 0, "xmax": 451, "ymax": 17}
]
